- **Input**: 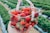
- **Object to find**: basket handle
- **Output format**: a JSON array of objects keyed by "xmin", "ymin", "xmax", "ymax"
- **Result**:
[
  {"xmin": 26, "ymin": 0, "xmax": 35, "ymax": 8},
  {"xmin": 16, "ymin": 0, "xmax": 22, "ymax": 10},
  {"xmin": 16, "ymin": 0, "xmax": 35, "ymax": 10}
]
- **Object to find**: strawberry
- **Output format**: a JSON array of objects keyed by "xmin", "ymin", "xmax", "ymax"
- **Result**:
[
  {"xmin": 14, "ymin": 17, "xmax": 18, "ymax": 22},
  {"xmin": 25, "ymin": 11, "xmax": 30, "ymax": 16},
  {"xmin": 34, "ymin": 13, "xmax": 39, "ymax": 18},
  {"xmin": 11, "ymin": 16, "xmax": 15, "ymax": 21},
  {"xmin": 11, "ymin": 22, "xmax": 16, "ymax": 26},
  {"xmin": 11, "ymin": 11, "xmax": 18, "ymax": 15},
  {"xmin": 31, "ymin": 21, "xmax": 37, "ymax": 26},
  {"xmin": 16, "ymin": 10, "xmax": 21, "ymax": 14},
  {"xmin": 20, "ymin": 12, "xmax": 26, "ymax": 17},
  {"xmin": 31, "ymin": 22, "xmax": 35, "ymax": 26},
  {"xmin": 25, "ymin": 23, "xmax": 30, "ymax": 28},
  {"xmin": 22, "ymin": 8, "xmax": 31, "ymax": 11},
  {"xmin": 20, "ymin": 21, "xmax": 26, "ymax": 25},
  {"xmin": 11, "ymin": 16, "xmax": 18, "ymax": 22},
  {"xmin": 25, "ymin": 16, "xmax": 31, "ymax": 22},
  {"xmin": 11, "ymin": 10, "xmax": 21, "ymax": 15}
]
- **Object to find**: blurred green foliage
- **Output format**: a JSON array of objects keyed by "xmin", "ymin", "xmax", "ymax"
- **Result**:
[
  {"xmin": 38, "ymin": 16, "xmax": 50, "ymax": 32},
  {"xmin": 31, "ymin": 0, "xmax": 50, "ymax": 9},
  {"xmin": 7, "ymin": 0, "xmax": 17, "ymax": 4},
  {"xmin": 5, "ymin": 2, "xmax": 16, "ymax": 9},
  {"xmin": 0, "ymin": 4, "xmax": 10, "ymax": 29},
  {"xmin": 42, "ymin": 10, "xmax": 50, "ymax": 17},
  {"xmin": 0, "ymin": 0, "xmax": 50, "ymax": 9}
]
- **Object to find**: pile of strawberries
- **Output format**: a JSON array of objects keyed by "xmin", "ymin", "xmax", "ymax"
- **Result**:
[{"xmin": 10, "ymin": 7, "xmax": 39, "ymax": 31}]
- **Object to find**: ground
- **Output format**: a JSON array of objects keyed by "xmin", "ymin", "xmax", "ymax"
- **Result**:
[{"xmin": 0, "ymin": 27, "xmax": 2, "ymax": 33}]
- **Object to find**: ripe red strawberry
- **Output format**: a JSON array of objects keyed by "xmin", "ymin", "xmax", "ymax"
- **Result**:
[
  {"xmin": 11, "ymin": 16, "xmax": 15, "ymax": 21},
  {"xmin": 34, "ymin": 13, "xmax": 39, "ymax": 18},
  {"xmin": 16, "ymin": 10, "xmax": 21, "ymax": 14},
  {"xmin": 11, "ymin": 11, "xmax": 18, "ymax": 15},
  {"xmin": 31, "ymin": 22, "xmax": 35, "ymax": 26},
  {"xmin": 11, "ymin": 16, "xmax": 18, "ymax": 22},
  {"xmin": 25, "ymin": 23, "xmax": 30, "ymax": 28},
  {"xmin": 11, "ymin": 22, "xmax": 16, "ymax": 26},
  {"xmin": 25, "ymin": 11, "xmax": 30, "ymax": 16},
  {"xmin": 22, "ymin": 8, "xmax": 31, "ymax": 11},
  {"xmin": 25, "ymin": 16, "xmax": 31, "ymax": 22},
  {"xmin": 20, "ymin": 13, "xmax": 26, "ymax": 17},
  {"xmin": 31, "ymin": 21, "xmax": 37, "ymax": 26},
  {"xmin": 20, "ymin": 21, "xmax": 26, "ymax": 25},
  {"xmin": 14, "ymin": 17, "xmax": 18, "ymax": 22}
]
